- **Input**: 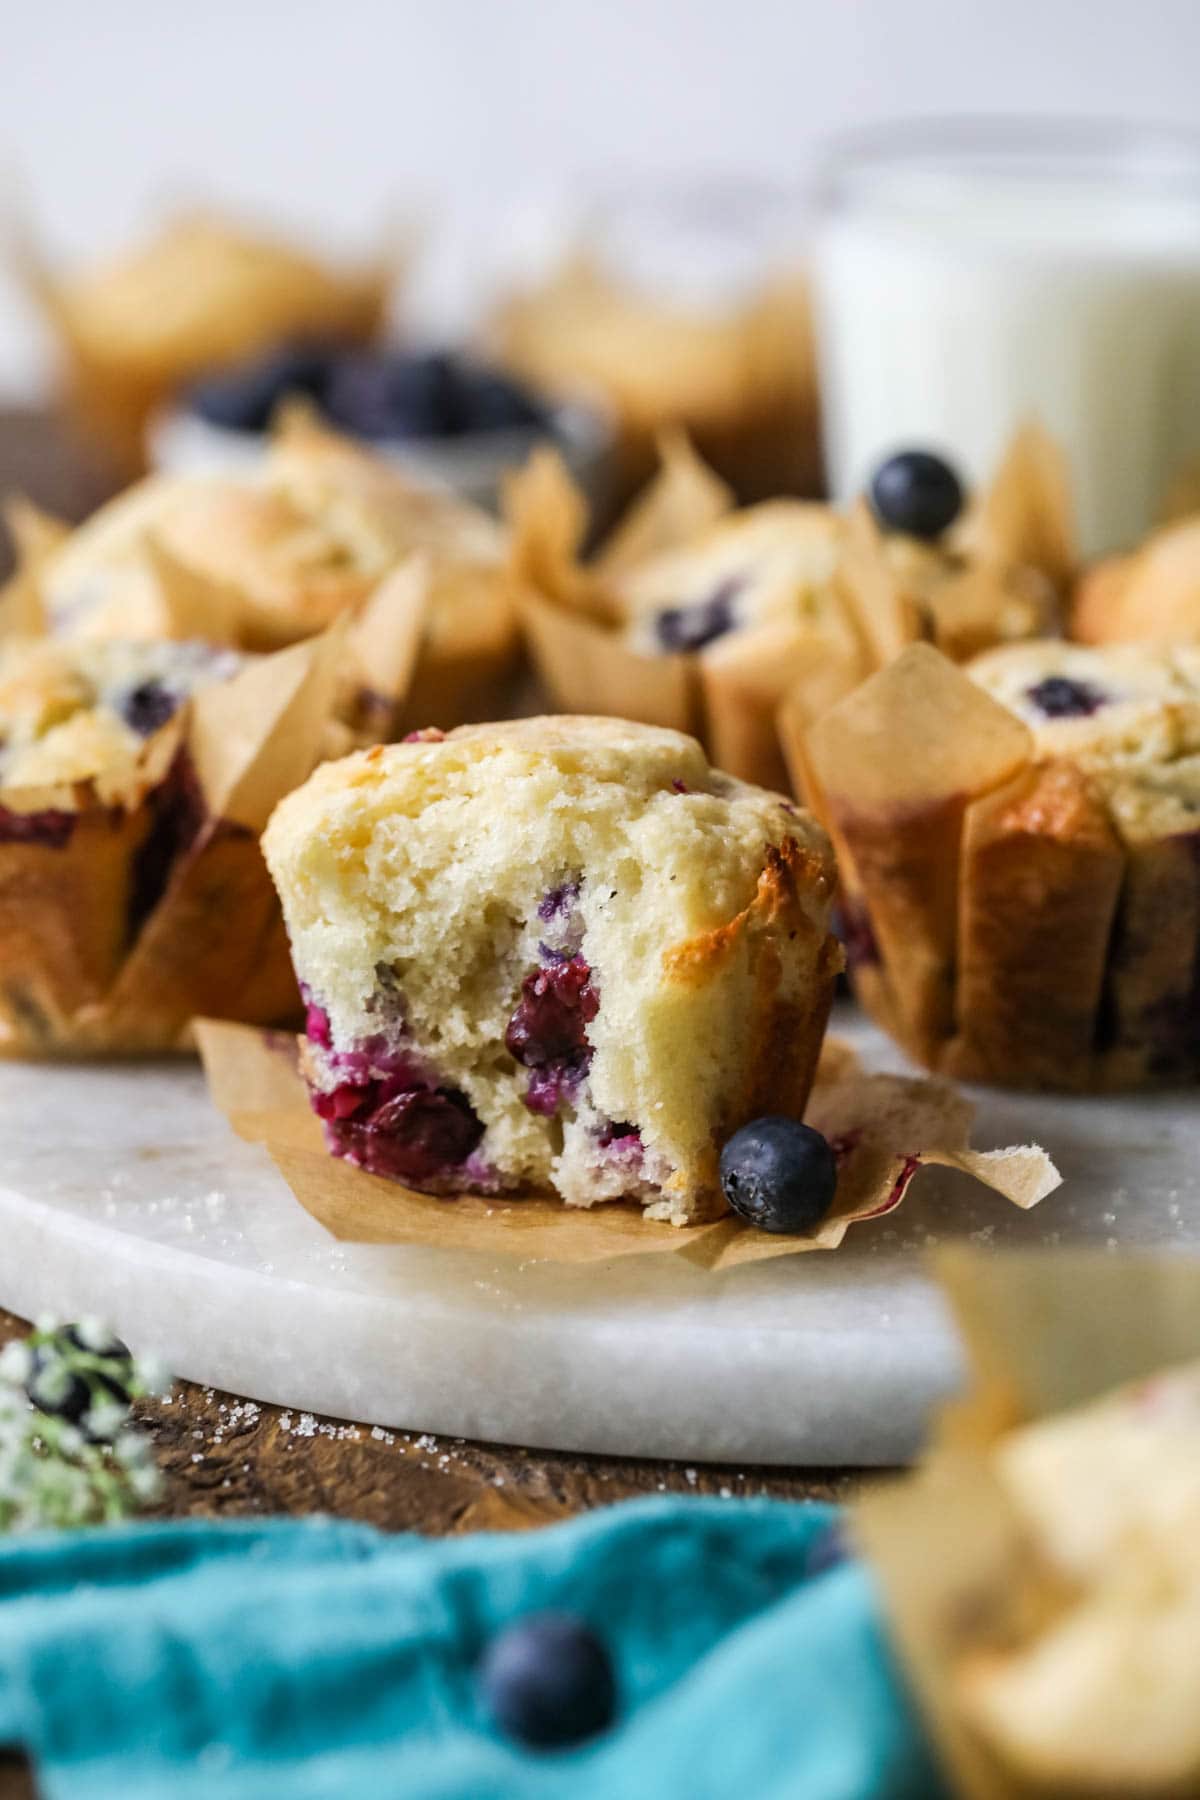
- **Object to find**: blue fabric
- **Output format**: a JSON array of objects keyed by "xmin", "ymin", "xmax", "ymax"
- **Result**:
[{"xmin": 0, "ymin": 1498, "xmax": 945, "ymax": 1800}]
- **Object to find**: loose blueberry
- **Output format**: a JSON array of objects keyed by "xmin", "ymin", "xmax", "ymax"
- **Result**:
[
  {"xmin": 719, "ymin": 1117, "xmax": 838, "ymax": 1234},
  {"xmin": 869, "ymin": 450, "xmax": 964, "ymax": 540},
  {"xmin": 460, "ymin": 367, "xmax": 548, "ymax": 434},
  {"xmin": 120, "ymin": 680, "xmax": 179, "ymax": 737},
  {"xmin": 805, "ymin": 1520, "xmax": 852, "ymax": 1578},
  {"xmin": 188, "ymin": 344, "xmax": 335, "ymax": 433},
  {"xmin": 480, "ymin": 1613, "xmax": 616, "ymax": 1750},
  {"xmin": 325, "ymin": 350, "xmax": 466, "ymax": 441},
  {"xmin": 654, "ymin": 578, "xmax": 740, "ymax": 654},
  {"xmin": 1025, "ymin": 675, "xmax": 1108, "ymax": 719}
]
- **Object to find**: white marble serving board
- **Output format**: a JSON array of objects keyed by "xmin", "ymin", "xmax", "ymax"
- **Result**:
[{"xmin": 1, "ymin": 1010, "xmax": 1196, "ymax": 1466}]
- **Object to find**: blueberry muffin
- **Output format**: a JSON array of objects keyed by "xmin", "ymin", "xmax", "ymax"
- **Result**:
[
  {"xmin": 490, "ymin": 253, "xmax": 821, "ymax": 508},
  {"xmin": 262, "ymin": 716, "xmax": 840, "ymax": 1222},
  {"xmin": 957, "ymin": 1360, "xmax": 1200, "ymax": 1794},
  {"xmin": 511, "ymin": 438, "xmax": 1058, "ymax": 796},
  {"xmin": 12, "ymin": 415, "xmax": 515, "ymax": 731},
  {"xmin": 23, "ymin": 210, "xmax": 391, "ymax": 475},
  {"xmin": 0, "ymin": 633, "xmax": 334, "ymax": 1053},
  {"xmin": 805, "ymin": 640, "xmax": 1200, "ymax": 1089}
]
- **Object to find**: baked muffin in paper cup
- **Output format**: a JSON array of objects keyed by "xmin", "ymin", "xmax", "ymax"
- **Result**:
[
  {"xmin": 12, "ymin": 208, "xmax": 397, "ymax": 476},
  {"xmin": 1073, "ymin": 509, "xmax": 1200, "ymax": 648},
  {"xmin": 796, "ymin": 639, "xmax": 1200, "ymax": 1091},
  {"xmin": 488, "ymin": 250, "xmax": 821, "ymax": 507},
  {"xmin": 0, "ymin": 627, "xmax": 344, "ymax": 1055},
  {"xmin": 509, "ymin": 427, "xmax": 1069, "ymax": 794},
  {"xmin": 0, "ymin": 411, "xmax": 516, "ymax": 736},
  {"xmin": 857, "ymin": 1249, "xmax": 1200, "ymax": 1800}
]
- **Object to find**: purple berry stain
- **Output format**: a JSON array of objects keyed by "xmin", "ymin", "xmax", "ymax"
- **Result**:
[
  {"xmin": 305, "ymin": 1001, "xmax": 484, "ymax": 1187},
  {"xmin": 0, "ymin": 806, "xmax": 76, "ymax": 849},
  {"xmin": 506, "ymin": 955, "xmax": 599, "ymax": 1115}
]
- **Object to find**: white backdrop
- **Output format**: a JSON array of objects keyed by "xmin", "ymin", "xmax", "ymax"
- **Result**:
[{"xmin": 3, "ymin": 0, "xmax": 1200, "ymax": 395}]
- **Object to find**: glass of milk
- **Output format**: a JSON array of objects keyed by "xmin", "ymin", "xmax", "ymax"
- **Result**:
[{"xmin": 812, "ymin": 121, "xmax": 1200, "ymax": 555}]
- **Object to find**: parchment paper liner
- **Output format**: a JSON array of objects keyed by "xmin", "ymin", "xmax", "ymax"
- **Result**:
[
  {"xmin": 856, "ymin": 1248, "xmax": 1200, "ymax": 1800},
  {"xmin": 790, "ymin": 642, "xmax": 1200, "ymax": 1091},
  {"xmin": 195, "ymin": 1019, "xmax": 1057, "ymax": 1271},
  {"xmin": 8, "ymin": 207, "xmax": 399, "ymax": 476},
  {"xmin": 0, "ymin": 625, "xmax": 353, "ymax": 1055},
  {"xmin": 508, "ymin": 426, "xmax": 1074, "ymax": 793}
]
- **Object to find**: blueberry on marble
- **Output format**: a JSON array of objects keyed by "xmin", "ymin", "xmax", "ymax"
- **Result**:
[
  {"xmin": 869, "ymin": 450, "xmax": 964, "ymax": 539},
  {"xmin": 481, "ymin": 1613, "xmax": 617, "ymax": 1749},
  {"xmin": 719, "ymin": 1117, "xmax": 838, "ymax": 1234},
  {"xmin": 188, "ymin": 344, "xmax": 334, "ymax": 432},
  {"xmin": 1025, "ymin": 675, "xmax": 1108, "ymax": 719},
  {"xmin": 654, "ymin": 578, "xmax": 740, "ymax": 654}
]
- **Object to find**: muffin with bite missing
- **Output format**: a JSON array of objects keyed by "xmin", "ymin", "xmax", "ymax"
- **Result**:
[{"xmin": 263, "ymin": 716, "xmax": 840, "ymax": 1223}]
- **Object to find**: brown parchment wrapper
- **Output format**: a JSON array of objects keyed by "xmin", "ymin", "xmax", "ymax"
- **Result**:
[
  {"xmin": 194, "ymin": 1019, "xmax": 1058, "ymax": 1270},
  {"xmin": 856, "ymin": 1248, "xmax": 1200, "ymax": 1800},
  {"xmin": 796, "ymin": 642, "xmax": 1200, "ymax": 1092},
  {"xmin": 0, "ymin": 627, "xmax": 349, "ymax": 1055},
  {"xmin": 9, "ymin": 208, "xmax": 399, "ymax": 476},
  {"xmin": 510, "ymin": 427, "xmax": 1071, "ymax": 794},
  {"xmin": 953, "ymin": 421, "xmax": 1078, "ymax": 594}
]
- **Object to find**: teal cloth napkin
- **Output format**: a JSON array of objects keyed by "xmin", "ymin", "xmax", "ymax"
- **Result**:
[{"xmin": 0, "ymin": 1497, "xmax": 945, "ymax": 1800}]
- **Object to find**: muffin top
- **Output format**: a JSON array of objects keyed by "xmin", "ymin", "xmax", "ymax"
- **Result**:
[
  {"xmin": 0, "ymin": 636, "xmax": 236, "ymax": 789},
  {"xmin": 969, "ymin": 641, "xmax": 1200, "ymax": 769},
  {"xmin": 618, "ymin": 504, "xmax": 843, "ymax": 656},
  {"xmin": 49, "ymin": 213, "xmax": 386, "ymax": 372},
  {"xmin": 264, "ymin": 715, "xmax": 834, "ymax": 1049},
  {"xmin": 40, "ymin": 417, "xmax": 504, "ymax": 649}
]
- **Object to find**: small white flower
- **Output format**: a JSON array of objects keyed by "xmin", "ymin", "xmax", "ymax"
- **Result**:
[
  {"xmin": 112, "ymin": 1430, "xmax": 153, "ymax": 1469},
  {"xmin": 134, "ymin": 1354, "xmax": 172, "ymax": 1398},
  {"xmin": 0, "ymin": 1342, "xmax": 33, "ymax": 1384},
  {"xmin": 129, "ymin": 1464, "xmax": 164, "ymax": 1503},
  {"xmin": 55, "ymin": 1425, "xmax": 84, "ymax": 1458},
  {"xmin": 82, "ymin": 1402, "xmax": 129, "ymax": 1443},
  {"xmin": 72, "ymin": 1318, "xmax": 112, "ymax": 1353}
]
